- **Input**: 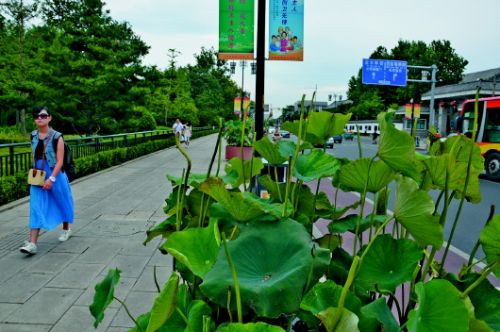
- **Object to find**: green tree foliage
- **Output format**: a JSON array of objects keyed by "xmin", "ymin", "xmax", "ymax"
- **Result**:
[
  {"xmin": 0, "ymin": 1, "xmax": 239, "ymax": 134},
  {"xmin": 347, "ymin": 39, "xmax": 468, "ymax": 119}
]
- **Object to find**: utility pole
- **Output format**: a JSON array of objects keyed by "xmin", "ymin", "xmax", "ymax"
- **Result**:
[{"xmin": 255, "ymin": 0, "xmax": 266, "ymax": 140}]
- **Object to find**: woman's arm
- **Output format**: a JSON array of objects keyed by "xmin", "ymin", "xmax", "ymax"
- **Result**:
[{"xmin": 43, "ymin": 136, "xmax": 65, "ymax": 189}]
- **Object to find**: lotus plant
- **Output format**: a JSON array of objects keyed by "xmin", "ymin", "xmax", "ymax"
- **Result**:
[{"xmin": 90, "ymin": 91, "xmax": 499, "ymax": 332}]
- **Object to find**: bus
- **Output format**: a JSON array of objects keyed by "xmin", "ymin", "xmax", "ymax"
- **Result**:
[{"xmin": 457, "ymin": 96, "xmax": 500, "ymax": 180}]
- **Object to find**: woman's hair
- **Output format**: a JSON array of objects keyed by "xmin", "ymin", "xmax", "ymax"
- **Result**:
[{"xmin": 32, "ymin": 106, "xmax": 51, "ymax": 117}]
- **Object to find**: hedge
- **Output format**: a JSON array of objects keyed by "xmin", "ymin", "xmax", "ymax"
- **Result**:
[{"xmin": 0, "ymin": 129, "xmax": 216, "ymax": 206}]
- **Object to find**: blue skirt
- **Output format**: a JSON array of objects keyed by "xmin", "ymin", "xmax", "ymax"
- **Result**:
[{"xmin": 29, "ymin": 160, "xmax": 74, "ymax": 231}]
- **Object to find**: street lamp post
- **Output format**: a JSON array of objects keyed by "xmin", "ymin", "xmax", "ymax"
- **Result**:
[{"xmin": 240, "ymin": 60, "xmax": 247, "ymax": 120}]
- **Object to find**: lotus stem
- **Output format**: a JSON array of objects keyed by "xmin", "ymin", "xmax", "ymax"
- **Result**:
[
  {"xmin": 216, "ymin": 120, "xmax": 223, "ymax": 177},
  {"xmin": 175, "ymin": 168, "xmax": 185, "ymax": 232},
  {"xmin": 331, "ymin": 256, "xmax": 360, "ymax": 330},
  {"xmin": 221, "ymin": 233, "xmax": 242, "ymax": 323},
  {"xmin": 353, "ymin": 156, "xmax": 375, "ymax": 254},
  {"xmin": 153, "ymin": 265, "xmax": 160, "ymax": 293},
  {"xmin": 113, "ymin": 296, "xmax": 143, "ymax": 332},
  {"xmin": 207, "ymin": 118, "xmax": 224, "ymax": 178},
  {"xmin": 356, "ymin": 125, "xmax": 363, "ymax": 159},
  {"xmin": 240, "ymin": 116, "xmax": 248, "ymax": 191},
  {"xmin": 283, "ymin": 96, "xmax": 306, "ymax": 216},
  {"xmin": 226, "ymin": 287, "xmax": 233, "ymax": 323},
  {"xmin": 274, "ymin": 166, "xmax": 282, "ymax": 201},
  {"xmin": 461, "ymin": 262, "xmax": 499, "ymax": 298},
  {"xmin": 176, "ymin": 307, "xmax": 190, "ymax": 326}
]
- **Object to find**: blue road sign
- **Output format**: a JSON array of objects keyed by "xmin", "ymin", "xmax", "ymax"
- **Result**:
[{"xmin": 362, "ymin": 59, "xmax": 407, "ymax": 87}]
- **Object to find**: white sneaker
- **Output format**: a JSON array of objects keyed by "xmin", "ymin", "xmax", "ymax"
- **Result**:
[
  {"xmin": 20, "ymin": 242, "xmax": 37, "ymax": 255},
  {"xmin": 58, "ymin": 229, "xmax": 72, "ymax": 242}
]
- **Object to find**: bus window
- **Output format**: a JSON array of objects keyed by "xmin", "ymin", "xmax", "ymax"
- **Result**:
[
  {"xmin": 484, "ymin": 107, "xmax": 500, "ymax": 143},
  {"xmin": 461, "ymin": 101, "xmax": 485, "ymax": 141}
]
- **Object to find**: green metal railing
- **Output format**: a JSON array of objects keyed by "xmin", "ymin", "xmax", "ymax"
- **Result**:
[{"xmin": 0, "ymin": 128, "xmax": 211, "ymax": 177}]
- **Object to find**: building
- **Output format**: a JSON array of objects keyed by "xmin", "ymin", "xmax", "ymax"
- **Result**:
[
  {"xmin": 293, "ymin": 100, "xmax": 329, "ymax": 113},
  {"xmin": 422, "ymin": 67, "xmax": 499, "ymax": 135}
]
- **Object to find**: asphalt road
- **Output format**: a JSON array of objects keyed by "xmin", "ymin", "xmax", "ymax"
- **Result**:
[{"xmin": 325, "ymin": 136, "xmax": 500, "ymax": 258}]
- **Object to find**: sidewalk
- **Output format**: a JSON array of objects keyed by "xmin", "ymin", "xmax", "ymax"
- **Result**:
[{"xmin": 0, "ymin": 134, "xmax": 493, "ymax": 331}]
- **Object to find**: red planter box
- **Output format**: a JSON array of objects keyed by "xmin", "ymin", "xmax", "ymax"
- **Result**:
[{"xmin": 225, "ymin": 146, "xmax": 254, "ymax": 161}]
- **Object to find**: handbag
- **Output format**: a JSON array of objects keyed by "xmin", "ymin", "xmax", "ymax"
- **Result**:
[
  {"xmin": 27, "ymin": 168, "xmax": 46, "ymax": 186},
  {"xmin": 27, "ymin": 130, "xmax": 54, "ymax": 186}
]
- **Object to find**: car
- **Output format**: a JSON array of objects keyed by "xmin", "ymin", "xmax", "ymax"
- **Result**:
[
  {"xmin": 333, "ymin": 135, "xmax": 343, "ymax": 144},
  {"xmin": 280, "ymin": 130, "xmax": 290, "ymax": 138},
  {"xmin": 343, "ymin": 132, "xmax": 354, "ymax": 141},
  {"xmin": 325, "ymin": 135, "xmax": 342, "ymax": 148}
]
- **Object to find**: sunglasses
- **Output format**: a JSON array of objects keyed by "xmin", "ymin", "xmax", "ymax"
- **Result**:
[{"xmin": 34, "ymin": 113, "xmax": 49, "ymax": 119}]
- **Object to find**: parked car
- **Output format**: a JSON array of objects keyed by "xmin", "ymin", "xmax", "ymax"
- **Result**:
[
  {"xmin": 280, "ymin": 130, "xmax": 290, "ymax": 138},
  {"xmin": 325, "ymin": 135, "xmax": 342, "ymax": 148},
  {"xmin": 343, "ymin": 132, "xmax": 354, "ymax": 141}
]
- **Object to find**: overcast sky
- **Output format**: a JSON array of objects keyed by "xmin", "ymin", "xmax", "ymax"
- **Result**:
[{"xmin": 105, "ymin": 0, "xmax": 500, "ymax": 109}]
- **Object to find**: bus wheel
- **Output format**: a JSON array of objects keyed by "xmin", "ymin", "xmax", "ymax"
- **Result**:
[{"xmin": 485, "ymin": 152, "xmax": 500, "ymax": 181}]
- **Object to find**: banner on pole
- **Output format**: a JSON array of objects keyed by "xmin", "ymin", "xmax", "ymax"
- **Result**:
[
  {"xmin": 268, "ymin": 0, "xmax": 304, "ymax": 61},
  {"xmin": 405, "ymin": 104, "xmax": 421, "ymax": 119},
  {"xmin": 219, "ymin": 0, "xmax": 255, "ymax": 60},
  {"xmin": 234, "ymin": 96, "xmax": 251, "ymax": 115}
]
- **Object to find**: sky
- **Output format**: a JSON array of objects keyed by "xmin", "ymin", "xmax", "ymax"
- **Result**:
[{"xmin": 105, "ymin": 0, "xmax": 500, "ymax": 110}]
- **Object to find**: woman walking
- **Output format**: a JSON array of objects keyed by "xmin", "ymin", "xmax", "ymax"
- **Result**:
[
  {"xmin": 20, "ymin": 106, "xmax": 74, "ymax": 255},
  {"xmin": 183, "ymin": 122, "xmax": 192, "ymax": 148}
]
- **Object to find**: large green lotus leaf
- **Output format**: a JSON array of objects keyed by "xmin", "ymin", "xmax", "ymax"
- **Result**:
[
  {"xmin": 306, "ymin": 111, "xmax": 335, "ymax": 144},
  {"xmin": 217, "ymin": 322, "xmax": 286, "ymax": 332},
  {"xmin": 300, "ymin": 280, "xmax": 362, "ymax": 316},
  {"xmin": 254, "ymin": 136, "xmax": 288, "ymax": 165},
  {"xmin": 359, "ymin": 298, "xmax": 399, "ymax": 332},
  {"xmin": 328, "ymin": 214, "xmax": 385, "ymax": 234},
  {"xmin": 144, "ymin": 214, "xmax": 176, "ymax": 245},
  {"xmin": 186, "ymin": 188, "xmax": 205, "ymax": 219},
  {"xmin": 316, "ymin": 234, "xmax": 342, "ymax": 251},
  {"xmin": 128, "ymin": 312, "xmax": 151, "ymax": 332},
  {"xmin": 223, "ymin": 157, "xmax": 264, "ymax": 188},
  {"xmin": 428, "ymin": 135, "xmax": 483, "ymax": 202},
  {"xmin": 281, "ymin": 120, "xmax": 306, "ymax": 141},
  {"xmin": 156, "ymin": 284, "xmax": 211, "ymax": 331},
  {"xmin": 167, "ymin": 173, "xmax": 207, "ymax": 188},
  {"xmin": 306, "ymin": 112, "xmax": 352, "ymax": 145},
  {"xmin": 277, "ymin": 140, "xmax": 313, "ymax": 160},
  {"xmin": 447, "ymin": 272, "xmax": 500, "ymax": 331},
  {"xmin": 394, "ymin": 176, "xmax": 443, "ymax": 247},
  {"xmin": 200, "ymin": 177, "xmax": 265, "ymax": 222},
  {"xmin": 479, "ymin": 215, "xmax": 500, "ymax": 277},
  {"xmin": 356, "ymin": 235, "xmax": 423, "ymax": 292},
  {"xmin": 377, "ymin": 112, "xmax": 420, "ymax": 180},
  {"xmin": 89, "ymin": 268, "xmax": 121, "ymax": 328},
  {"xmin": 317, "ymin": 307, "xmax": 360, "ymax": 332},
  {"xmin": 200, "ymin": 219, "xmax": 315, "ymax": 318},
  {"xmin": 294, "ymin": 150, "xmax": 341, "ymax": 182},
  {"xmin": 146, "ymin": 273, "xmax": 179, "ymax": 332},
  {"xmin": 337, "ymin": 158, "xmax": 396, "ymax": 193},
  {"xmin": 162, "ymin": 221, "xmax": 220, "ymax": 278},
  {"xmin": 162, "ymin": 300, "xmax": 211, "ymax": 332},
  {"xmin": 240, "ymin": 191, "xmax": 293, "ymax": 218},
  {"xmin": 408, "ymin": 280, "xmax": 469, "ymax": 332}
]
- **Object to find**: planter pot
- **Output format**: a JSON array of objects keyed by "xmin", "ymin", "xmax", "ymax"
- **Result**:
[{"xmin": 225, "ymin": 146, "xmax": 253, "ymax": 161}]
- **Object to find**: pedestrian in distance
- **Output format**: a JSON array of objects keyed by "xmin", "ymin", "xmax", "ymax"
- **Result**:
[
  {"xmin": 172, "ymin": 118, "xmax": 184, "ymax": 138},
  {"xmin": 20, "ymin": 106, "xmax": 74, "ymax": 255},
  {"xmin": 183, "ymin": 122, "xmax": 192, "ymax": 148}
]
